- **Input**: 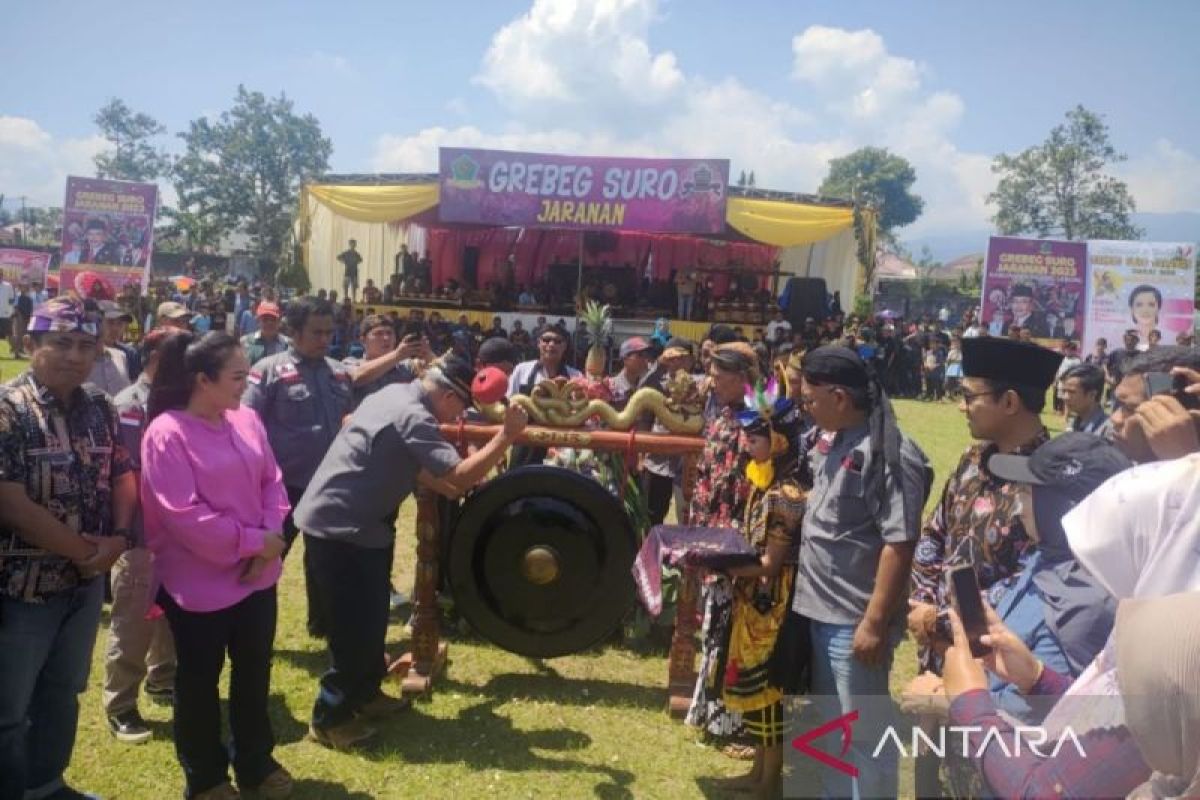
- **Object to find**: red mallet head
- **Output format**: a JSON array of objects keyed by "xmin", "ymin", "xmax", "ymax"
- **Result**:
[{"xmin": 472, "ymin": 366, "xmax": 509, "ymax": 405}]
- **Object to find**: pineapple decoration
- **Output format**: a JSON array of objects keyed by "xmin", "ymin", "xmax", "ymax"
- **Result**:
[{"xmin": 580, "ymin": 300, "xmax": 613, "ymax": 380}]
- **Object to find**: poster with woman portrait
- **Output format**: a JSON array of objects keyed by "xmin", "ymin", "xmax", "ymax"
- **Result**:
[{"xmin": 1084, "ymin": 239, "xmax": 1196, "ymax": 353}]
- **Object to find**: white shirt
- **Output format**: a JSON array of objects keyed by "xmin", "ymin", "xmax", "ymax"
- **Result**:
[
  {"xmin": 0, "ymin": 280, "xmax": 14, "ymax": 319},
  {"xmin": 507, "ymin": 359, "xmax": 582, "ymax": 397},
  {"xmin": 766, "ymin": 319, "xmax": 792, "ymax": 344}
]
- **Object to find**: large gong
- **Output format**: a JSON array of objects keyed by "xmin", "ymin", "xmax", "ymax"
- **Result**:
[{"xmin": 446, "ymin": 465, "xmax": 638, "ymax": 658}]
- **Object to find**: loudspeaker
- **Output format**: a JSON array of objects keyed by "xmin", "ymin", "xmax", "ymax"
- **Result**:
[
  {"xmin": 463, "ymin": 246, "xmax": 480, "ymax": 289},
  {"xmin": 783, "ymin": 277, "xmax": 828, "ymax": 326}
]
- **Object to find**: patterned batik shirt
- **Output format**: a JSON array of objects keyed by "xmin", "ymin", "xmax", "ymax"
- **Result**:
[
  {"xmin": 910, "ymin": 429, "xmax": 1049, "ymax": 668},
  {"xmin": 0, "ymin": 372, "xmax": 132, "ymax": 602},
  {"xmin": 687, "ymin": 403, "xmax": 750, "ymax": 528}
]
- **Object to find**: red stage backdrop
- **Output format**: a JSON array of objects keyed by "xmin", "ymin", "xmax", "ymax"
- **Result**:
[{"xmin": 438, "ymin": 148, "xmax": 730, "ymax": 234}]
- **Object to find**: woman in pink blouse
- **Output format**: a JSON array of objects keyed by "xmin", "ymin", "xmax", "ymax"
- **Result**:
[{"xmin": 141, "ymin": 330, "xmax": 292, "ymax": 800}]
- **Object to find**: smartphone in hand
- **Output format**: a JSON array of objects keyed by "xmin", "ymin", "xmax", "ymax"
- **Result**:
[{"xmin": 948, "ymin": 564, "xmax": 992, "ymax": 658}]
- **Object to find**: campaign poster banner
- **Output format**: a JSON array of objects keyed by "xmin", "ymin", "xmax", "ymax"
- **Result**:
[
  {"xmin": 981, "ymin": 236, "xmax": 1087, "ymax": 343},
  {"xmin": 0, "ymin": 248, "xmax": 51, "ymax": 286},
  {"xmin": 59, "ymin": 176, "xmax": 158, "ymax": 300},
  {"xmin": 438, "ymin": 147, "xmax": 730, "ymax": 234},
  {"xmin": 1085, "ymin": 239, "xmax": 1196, "ymax": 352}
]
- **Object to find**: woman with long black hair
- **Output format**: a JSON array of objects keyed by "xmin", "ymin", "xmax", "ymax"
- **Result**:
[{"xmin": 140, "ymin": 330, "xmax": 292, "ymax": 800}]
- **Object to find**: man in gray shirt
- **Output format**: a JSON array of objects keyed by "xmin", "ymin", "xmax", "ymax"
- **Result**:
[
  {"xmin": 295, "ymin": 355, "xmax": 527, "ymax": 750},
  {"xmin": 792, "ymin": 346, "xmax": 931, "ymax": 800}
]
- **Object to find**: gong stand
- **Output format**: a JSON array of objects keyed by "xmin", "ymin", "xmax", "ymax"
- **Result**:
[{"xmin": 396, "ymin": 421, "xmax": 704, "ymax": 715}]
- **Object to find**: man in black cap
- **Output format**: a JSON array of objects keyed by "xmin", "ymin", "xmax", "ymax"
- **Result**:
[
  {"xmin": 294, "ymin": 355, "xmax": 528, "ymax": 749},
  {"xmin": 476, "ymin": 336, "xmax": 519, "ymax": 375},
  {"xmin": 1002, "ymin": 284, "xmax": 1049, "ymax": 338},
  {"xmin": 792, "ymin": 346, "xmax": 932, "ymax": 800},
  {"xmin": 909, "ymin": 337, "xmax": 1063, "ymax": 673}
]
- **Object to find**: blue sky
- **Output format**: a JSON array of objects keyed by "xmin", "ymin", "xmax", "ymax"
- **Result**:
[{"xmin": 3, "ymin": 0, "xmax": 1198, "ymax": 236}]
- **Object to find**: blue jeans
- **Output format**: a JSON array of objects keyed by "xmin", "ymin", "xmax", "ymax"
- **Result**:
[
  {"xmin": 0, "ymin": 579, "xmax": 104, "ymax": 800},
  {"xmin": 807, "ymin": 620, "xmax": 901, "ymax": 800},
  {"xmin": 677, "ymin": 294, "xmax": 694, "ymax": 321}
]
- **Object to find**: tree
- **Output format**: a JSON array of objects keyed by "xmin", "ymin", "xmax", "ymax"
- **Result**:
[
  {"xmin": 820, "ymin": 147, "xmax": 923, "ymax": 239},
  {"xmin": 93, "ymin": 99, "xmax": 170, "ymax": 181},
  {"xmin": 821, "ymin": 147, "xmax": 923, "ymax": 299},
  {"xmin": 174, "ymin": 86, "xmax": 332, "ymax": 260},
  {"xmin": 989, "ymin": 105, "xmax": 1141, "ymax": 240}
]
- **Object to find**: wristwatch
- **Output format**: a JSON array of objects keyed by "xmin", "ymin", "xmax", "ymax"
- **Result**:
[{"xmin": 113, "ymin": 528, "xmax": 135, "ymax": 550}]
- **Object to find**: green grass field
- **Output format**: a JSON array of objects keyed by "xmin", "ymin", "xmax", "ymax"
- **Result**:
[{"xmin": 0, "ymin": 355, "xmax": 1062, "ymax": 799}]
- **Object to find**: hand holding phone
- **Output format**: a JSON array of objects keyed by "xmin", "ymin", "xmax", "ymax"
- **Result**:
[{"xmin": 948, "ymin": 565, "xmax": 992, "ymax": 658}]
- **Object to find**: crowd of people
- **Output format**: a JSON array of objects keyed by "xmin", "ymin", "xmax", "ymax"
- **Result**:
[{"xmin": 1, "ymin": 272, "xmax": 1198, "ymax": 800}]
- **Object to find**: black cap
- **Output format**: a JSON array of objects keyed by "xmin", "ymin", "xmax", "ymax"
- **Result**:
[
  {"xmin": 801, "ymin": 345, "xmax": 869, "ymax": 388},
  {"xmin": 988, "ymin": 432, "xmax": 1132, "ymax": 502},
  {"xmin": 477, "ymin": 337, "xmax": 518, "ymax": 366},
  {"xmin": 430, "ymin": 353, "xmax": 476, "ymax": 403},
  {"xmin": 1010, "ymin": 284, "xmax": 1034, "ymax": 298},
  {"xmin": 961, "ymin": 337, "xmax": 1062, "ymax": 391}
]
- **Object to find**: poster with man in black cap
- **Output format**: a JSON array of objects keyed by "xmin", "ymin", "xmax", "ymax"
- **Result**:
[
  {"xmin": 1001, "ymin": 284, "xmax": 1050, "ymax": 338},
  {"xmin": 293, "ymin": 355, "xmax": 528, "ymax": 750},
  {"xmin": 908, "ymin": 337, "xmax": 1063, "ymax": 674}
]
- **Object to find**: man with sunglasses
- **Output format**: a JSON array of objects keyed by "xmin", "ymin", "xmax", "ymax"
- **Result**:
[
  {"xmin": 507, "ymin": 324, "xmax": 580, "ymax": 468},
  {"xmin": 908, "ymin": 337, "xmax": 1062, "ymax": 675}
]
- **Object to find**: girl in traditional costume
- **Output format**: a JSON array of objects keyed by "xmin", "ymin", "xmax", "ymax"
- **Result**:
[{"xmin": 712, "ymin": 383, "xmax": 806, "ymax": 798}]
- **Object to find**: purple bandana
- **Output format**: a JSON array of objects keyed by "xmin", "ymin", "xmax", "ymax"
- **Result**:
[{"xmin": 28, "ymin": 298, "xmax": 99, "ymax": 337}]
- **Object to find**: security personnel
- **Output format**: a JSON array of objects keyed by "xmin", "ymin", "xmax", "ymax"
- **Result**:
[
  {"xmin": 242, "ymin": 297, "xmax": 351, "ymax": 637},
  {"xmin": 240, "ymin": 301, "xmax": 290, "ymax": 365}
]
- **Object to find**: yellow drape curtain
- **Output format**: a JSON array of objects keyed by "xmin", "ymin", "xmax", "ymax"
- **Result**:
[
  {"xmin": 306, "ymin": 183, "xmax": 440, "ymax": 224},
  {"xmin": 723, "ymin": 197, "xmax": 854, "ymax": 248}
]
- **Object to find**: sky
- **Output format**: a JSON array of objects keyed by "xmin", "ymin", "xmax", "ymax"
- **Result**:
[{"xmin": 2, "ymin": 0, "xmax": 1198, "ymax": 238}]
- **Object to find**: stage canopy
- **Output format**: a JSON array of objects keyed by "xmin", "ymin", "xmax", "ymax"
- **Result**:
[{"xmin": 297, "ymin": 173, "xmax": 870, "ymax": 304}]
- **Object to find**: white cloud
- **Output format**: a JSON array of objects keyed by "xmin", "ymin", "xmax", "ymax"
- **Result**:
[
  {"xmin": 474, "ymin": 0, "xmax": 683, "ymax": 125},
  {"xmin": 374, "ymin": 7, "xmax": 1196, "ymax": 236},
  {"xmin": 0, "ymin": 116, "xmax": 106, "ymax": 208},
  {"xmin": 1120, "ymin": 138, "xmax": 1200, "ymax": 213}
]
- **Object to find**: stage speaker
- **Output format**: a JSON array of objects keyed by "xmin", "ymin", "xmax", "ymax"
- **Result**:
[
  {"xmin": 463, "ymin": 246, "xmax": 480, "ymax": 289},
  {"xmin": 783, "ymin": 277, "xmax": 828, "ymax": 325}
]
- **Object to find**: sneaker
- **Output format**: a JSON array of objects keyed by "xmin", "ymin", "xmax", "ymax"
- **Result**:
[
  {"xmin": 193, "ymin": 782, "xmax": 241, "ymax": 800},
  {"xmin": 307, "ymin": 718, "xmax": 376, "ymax": 751},
  {"xmin": 356, "ymin": 692, "xmax": 412, "ymax": 719},
  {"xmin": 107, "ymin": 709, "xmax": 153, "ymax": 744},
  {"xmin": 243, "ymin": 767, "xmax": 293, "ymax": 800},
  {"xmin": 389, "ymin": 589, "xmax": 409, "ymax": 611},
  {"xmin": 145, "ymin": 685, "xmax": 175, "ymax": 705}
]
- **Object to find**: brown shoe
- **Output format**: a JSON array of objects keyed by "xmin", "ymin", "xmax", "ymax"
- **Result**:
[
  {"xmin": 355, "ymin": 692, "xmax": 412, "ymax": 719},
  {"xmin": 244, "ymin": 767, "xmax": 293, "ymax": 800},
  {"xmin": 193, "ymin": 782, "xmax": 241, "ymax": 800},
  {"xmin": 307, "ymin": 718, "xmax": 376, "ymax": 751}
]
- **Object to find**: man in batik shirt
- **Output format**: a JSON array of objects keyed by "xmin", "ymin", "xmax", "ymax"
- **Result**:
[
  {"xmin": 0, "ymin": 297, "xmax": 136, "ymax": 800},
  {"xmin": 908, "ymin": 337, "xmax": 1063, "ymax": 671}
]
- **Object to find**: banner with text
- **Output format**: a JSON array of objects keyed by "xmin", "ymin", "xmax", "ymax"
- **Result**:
[
  {"xmin": 981, "ymin": 236, "xmax": 1087, "ymax": 343},
  {"xmin": 59, "ymin": 176, "xmax": 158, "ymax": 300},
  {"xmin": 438, "ymin": 148, "xmax": 730, "ymax": 233},
  {"xmin": 1084, "ymin": 239, "xmax": 1196, "ymax": 353},
  {"xmin": 0, "ymin": 248, "xmax": 51, "ymax": 286}
]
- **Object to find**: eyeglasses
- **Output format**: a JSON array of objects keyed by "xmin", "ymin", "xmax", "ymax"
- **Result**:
[{"xmin": 960, "ymin": 389, "xmax": 999, "ymax": 404}]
